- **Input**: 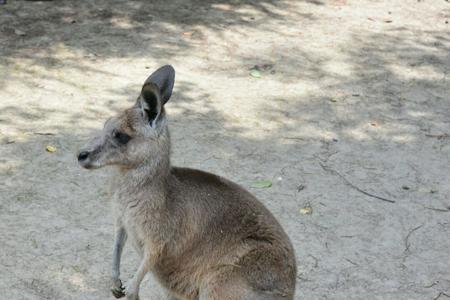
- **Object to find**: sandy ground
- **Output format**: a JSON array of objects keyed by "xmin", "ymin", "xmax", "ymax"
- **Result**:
[{"xmin": 1, "ymin": 0, "xmax": 449, "ymax": 299}]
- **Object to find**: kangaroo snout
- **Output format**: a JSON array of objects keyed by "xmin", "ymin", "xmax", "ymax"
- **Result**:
[
  {"xmin": 77, "ymin": 138, "xmax": 102, "ymax": 169},
  {"xmin": 77, "ymin": 150, "xmax": 94, "ymax": 169},
  {"xmin": 77, "ymin": 151, "xmax": 89, "ymax": 162},
  {"xmin": 77, "ymin": 147, "xmax": 104, "ymax": 169},
  {"xmin": 77, "ymin": 131, "xmax": 108, "ymax": 169}
]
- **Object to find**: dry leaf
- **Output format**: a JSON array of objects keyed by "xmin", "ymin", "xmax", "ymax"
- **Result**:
[
  {"xmin": 250, "ymin": 69, "xmax": 262, "ymax": 78},
  {"xmin": 46, "ymin": 145, "xmax": 57, "ymax": 153},
  {"xmin": 14, "ymin": 29, "xmax": 26, "ymax": 36},
  {"xmin": 300, "ymin": 206, "xmax": 313, "ymax": 215},
  {"xmin": 182, "ymin": 31, "xmax": 194, "ymax": 37},
  {"xmin": 252, "ymin": 180, "xmax": 272, "ymax": 188}
]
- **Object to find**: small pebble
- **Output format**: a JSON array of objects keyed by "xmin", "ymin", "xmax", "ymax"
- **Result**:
[{"xmin": 297, "ymin": 184, "xmax": 305, "ymax": 192}]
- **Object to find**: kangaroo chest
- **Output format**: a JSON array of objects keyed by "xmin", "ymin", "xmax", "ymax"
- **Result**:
[{"xmin": 113, "ymin": 190, "xmax": 169, "ymax": 256}]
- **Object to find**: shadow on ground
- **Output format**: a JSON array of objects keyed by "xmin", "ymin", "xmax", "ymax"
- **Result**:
[{"xmin": 1, "ymin": 0, "xmax": 450, "ymax": 299}]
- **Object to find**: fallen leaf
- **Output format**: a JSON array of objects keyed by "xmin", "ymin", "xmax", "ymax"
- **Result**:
[
  {"xmin": 182, "ymin": 31, "xmax": 194, "ymax": 37},
  {"xmin": 250, "ymin": 69, "xmax": 262, "ymax": 78},
  {"xmin": 300, "ymin": 205, "xmax": 313, "ymax": 215},
  {"xmin": 252, "ymin": 180, "xmax": 272, "ymax": 188},
  {"xmin": 14, "ymin": 29, "xmax": 26, "ymax": 36},
  {"xmin": 31, "ymin": 238, "xmax": 38, "ymax": 249},
  {"xmin": 46, "ymin": 145, "xmax": 57, "ymax": 153},
  {"xmin": 72, "ymin": 265, "xmax": 82, "ymax": 273},
  {"xmin": 62, "ymin": 16, "xmax": 77, "ymax": 24}
]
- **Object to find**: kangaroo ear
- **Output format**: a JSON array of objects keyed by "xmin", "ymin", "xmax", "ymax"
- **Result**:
[
  {"xmin": 143, "ymin": 65, "xmax": 175, "ymax": 105},
  {"xmin": 140, "ymin": 83, "xmax": 162, "ymax": 127}
]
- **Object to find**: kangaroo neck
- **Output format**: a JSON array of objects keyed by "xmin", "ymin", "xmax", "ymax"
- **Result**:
[{"xmin": 114, "ymin": 155, "xmax": 170, "ymax": 192}]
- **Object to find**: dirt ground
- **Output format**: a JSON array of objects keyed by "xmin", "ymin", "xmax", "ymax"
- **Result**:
[{"xmin": 1, "ymin": 0, "xmax": 449, "ymax": 299}]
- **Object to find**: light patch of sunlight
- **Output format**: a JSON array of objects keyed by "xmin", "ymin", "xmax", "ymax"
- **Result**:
[
  {"xmin": 211, "ymin": 3, "xmax": 233, "ymax": 11},
  {"xmin": 67, "ymin": 273, "xmax": 91, "ymax": 291},
  {"xmin": 0, "ymin": 159, "xmax": 24, "ymax": 174},
  {"xmin": 210, "ymin": 2, "xmax": 271, "ymax": 19},
  {"xmin": 1, "ymin": 44, "xmax": 137, "ymax": 112},
  {"xmin": 322, "ymin": 61, "xmax": 353, "ymax": 77},
  {"xmin": 407, "ymin": 110, "xmax": 432, "ymax": 118},
  {"xmin": 390, "ymin": 134, "xmax": 416, "ymax": 143},
  {"xmin": 345, "ymin": 123, "xmax": 418, "ymax": 143},
  {"xmin": 244, "ymin": 123, "xmax": 336, "ymax": 142},
  {"xmin": 389, "ymin": 63, "xmax": 445, "ymax": 81},
  {"xmin": 3, "ymin": 44, "xmax": 92, "ymax": 91},
  {"xmin": 110, "ymin": 16, "xmax": 135, "ymax": 29},
  {"xmin": 49, "ymin": 270, "xmax": 96, "ymax": 292},
  {"xmin": 345, "ymin": 128, "xmax": 370, "ymax": 141},
  {"xmin": 157, "ymin": 22, "xmax": 180, "ymax": 32},
  {"xmin": 0, "ymin": 131, "xmax": 32, "ymax": 143},
  {"xmin": 52, "ymin": 43, "xmax": 87, "ymax": 58}
]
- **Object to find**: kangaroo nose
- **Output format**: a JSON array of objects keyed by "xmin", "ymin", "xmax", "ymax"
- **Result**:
[{"xmin": 78, "ymin": 151, "xmax": 90, "ymax": 161}]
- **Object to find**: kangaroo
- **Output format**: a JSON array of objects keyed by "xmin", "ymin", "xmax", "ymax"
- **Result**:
[{"xmin": 77, "ymin": 65, "xmax": 297, "ymax": 300}]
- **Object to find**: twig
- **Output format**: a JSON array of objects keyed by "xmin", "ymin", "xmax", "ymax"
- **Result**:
[
  {"xmin": 424, "ymin": 280, "xmax": 439, "ymax": 288},
  {"xmin": 33, "ymin": 132, "xmax": 55, "ymax": 136},
  {"xmin": 425, "ymin": 133, "xmax": 450, "ymax": 140},
  {"xmin": 424, "ymin": 206, "xmax": 450, "ymax": 213},
  {"xmin": 434, "ymin": 292, "xmax": 450, "ymax": 300},
  {"xmin": 308, "ymin": 254, "xmax": 319, "ymax": 268},
  {"xmin": 282, "ymin": 136, "xmax": 307, "ymax": 141},
  {"xmin": 319, "ymin": 162, "xmax": 396, "ymax": 203},
  {"xmin": 404, "ymin": 224, "xmax": 424, "ymax": 254},
  {"xmin": 344, "ymin": 258, "xmax": 359, "ymax": 266}
]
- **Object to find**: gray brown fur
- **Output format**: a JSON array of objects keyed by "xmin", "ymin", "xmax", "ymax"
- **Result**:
[{"xmin": 77, "ymin": 65, "xmax": 297, "ymax": 300}]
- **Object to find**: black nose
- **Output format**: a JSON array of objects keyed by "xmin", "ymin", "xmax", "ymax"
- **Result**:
[{"xmin": 78, "ymin": 151, "xmax": 89, "ymax": 161}]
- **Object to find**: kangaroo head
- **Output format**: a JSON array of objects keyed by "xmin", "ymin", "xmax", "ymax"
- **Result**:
[{"xmin": 77, "ymin": 65, "xmax": 175, "ymax": 171}]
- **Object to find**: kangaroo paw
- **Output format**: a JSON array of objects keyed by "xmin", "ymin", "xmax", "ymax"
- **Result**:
[{"xmin": 111, "ymin": 278, "xmax": 125, "ymax": 298}]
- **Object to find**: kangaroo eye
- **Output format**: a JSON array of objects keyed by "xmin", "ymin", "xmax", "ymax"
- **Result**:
[{"xmin": 113, "ymin": 131, "xmax": 131, "ymax": 145}]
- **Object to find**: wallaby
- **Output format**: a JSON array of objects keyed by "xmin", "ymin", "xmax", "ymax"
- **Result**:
[{"xmin": 77, "ymin": 65, "xmax": 297, "ymax": 300}]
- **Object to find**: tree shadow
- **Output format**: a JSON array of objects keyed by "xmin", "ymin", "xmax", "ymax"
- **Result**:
[{"xmin": 0, "ymin": 0, "xmax": 315, "ymax": 85}]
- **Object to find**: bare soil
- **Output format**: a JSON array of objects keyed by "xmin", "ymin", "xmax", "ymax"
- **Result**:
[{"xmin": 1, "ymin": 0, "xmax": 449, "ymax": 299}]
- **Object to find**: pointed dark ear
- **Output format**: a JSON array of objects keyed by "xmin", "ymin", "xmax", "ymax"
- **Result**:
[
  {"xmin": 140, "ymin": 83, "xmax": 162, "ymax": 126},
  {"xmin": 144, "ymin": 65, "xmax": 175, "ymax": 105}
]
